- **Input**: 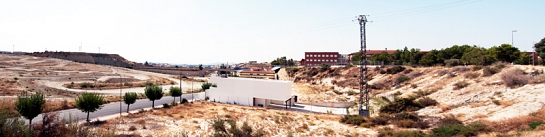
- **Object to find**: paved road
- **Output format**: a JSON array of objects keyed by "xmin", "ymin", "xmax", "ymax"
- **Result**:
[{"xmin": 27, "ymin": 92, "xmax": 205, "ymax": 123}]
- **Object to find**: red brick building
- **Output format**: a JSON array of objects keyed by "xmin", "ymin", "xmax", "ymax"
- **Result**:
[{"xmin": 303, "ymin": 52, "xmax": 339, "ymax": 66}]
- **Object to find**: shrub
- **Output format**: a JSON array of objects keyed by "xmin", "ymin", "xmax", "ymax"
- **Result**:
[
  {"xmin": 471, "ymin": 65, "xmax": 483, "ymax": 71},
  {"xmin": 386, "ymin": 66, "xmax": 406, "ymax": 74},
  {"xmin": 14, "ymin": 77, "xmax": 18, "ymax": 81},
  {"xmin": 430, "ymin": 121, "xmax": 491, "ymax": 137},
  {"xmin": 201, "ymin": 82, "xmax": 215, "ymax": 91},
  {"xmin": 453, "ymin": 81, "xmax": 470, "ymax": 90},
  {"xmin": 444, "ymin": 59, "xmax": 461, "ymax": 67},
  {"xmin": 124, "ymin": 82, "xmax": 133, "ymax": 87},
  {"xmin": 402, "ymin": 69, "xmax": 413, "ymax": 74},
  {"xmin": 410, "ymin": 84, "xmax": 417, "ymax": 88},
  {"xmin": 340, "ymin": 115, "xmax": 367, "ymax": 126},
  {"xmin": 396, "ymin": 75, "xmax": 410, "ymax": 84},
  {"xmin": 79, "ymin": 82, "xmax": 93, "ymax": 88},
  {"xmin": 529, "ymin": 121, "xmax": 544, "ymax": 130},
  {"xmin": 492, "ymin": 100, "xmax": 500, "ymax": 105},
  {"xmin": 162, "ymin": 103, "xmax": 170, "ymax": 108},
  {"xmin": 464, "ymin": 72, "xmax": 480, "ymax": 79},
  {"xmin": 500, "ymin": 68, "xmax": 530, "ymax": 88},
  {"xmin": 394, "ymin": 130, "xmax": 426, "ymax": 137},
  {"xmin": 418, "ymin": 97, "xmax": 438, "ymax": 107},
  {"xmin": 129, "ymin": 126, "xmax": 137, "ymax": 131},
  {"xmin": 377, "ymin": 127, "xmax": 395, "ymax": 137},
  {"xmin": 181, "ymin": 98, "xmax": 188, "ymax": 104},
  {"xmin": 370, "ymin": 114, "xmax": 390, "ymax": 126},
  {"xmin": 379, "ymin": 70, "xmax": 387, "ymax": 74},
  {"xmin": 482, "ymin": 66, "xmax": 500, "ymax": 77},
  {"xmin": 437, "ymin": 115, "xmax": 462, "ymax": 127},
  {"xmin": 393, "ymin": 119, "xmax": 417, "ymax": 128},
  {"xmin": 380, "ymin": 98, "xmax": 423, "ymax": 114},
  {"xmin": 320, "ymin": 64, "xmax": 330, "ymax": 72}
]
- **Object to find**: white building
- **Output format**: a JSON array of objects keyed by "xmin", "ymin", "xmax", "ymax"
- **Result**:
[{"xmin": 206, "ymin": 75, "xmax": 293, "ymax": 107}]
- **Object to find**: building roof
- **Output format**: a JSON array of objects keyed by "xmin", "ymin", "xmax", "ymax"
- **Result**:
[{"xmin": 305, "ymin": 52, "xmax": 339, "ymax": 54}]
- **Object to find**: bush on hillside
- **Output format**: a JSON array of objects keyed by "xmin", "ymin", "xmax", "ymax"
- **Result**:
[
  {"xmin": 500, "ymin": 68, "xmax": 530, "ymax": 88},
  {"xmin": 396, "ymin": 75, "xmax": 411, "ymax": 84},
  {"xmin": 339, "ymin": 115, "xmax": 367, "ymax": 126},
  {"xmin": 418, "ymin": 97, "xmax": 438, "ymax": 107},
  {"xmin": 482, "ymin": 66, "xmax": 500, "ymax": 77},
  {"xmin": 320, "ymin": 64, "xmax": 330, "ymax": 72},
  {"xmin": 464, "ymin": 72, "xmax": 480, "ymax": 79},
  {"xmin": 453, "ymin": 80, "xmax": 470, "ymax": 90},
  {"xmin": 386, "ymin": 66, "xmax": 406, "ymax": 74},
  {"xmin": 430, "ymin": 121, "xmax": 491, "ymax": 137},
  {"xmin": 472, "ymin": 65, "xmax": 483, "ymax": 71},
  {"xmin": 393, "ymin": 130, "xmax": 427, "ymax": 137},
  {"xmin": 380, "ymin": 98, "xmax": 423, "ymax": 114}
]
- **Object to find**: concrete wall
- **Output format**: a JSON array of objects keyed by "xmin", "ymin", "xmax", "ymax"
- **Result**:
[{"xmin": 206, "ymin": 76, "xmax": 292, "ymax": 107}]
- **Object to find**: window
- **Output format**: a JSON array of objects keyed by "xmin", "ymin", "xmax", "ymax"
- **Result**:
[
  {"xmin": 334, "ymin": 60, "xmax": 337, "ymax": 62},
  {"xmin": 306, "ymin": 55, "xmax": 309, "ymax": 57}
]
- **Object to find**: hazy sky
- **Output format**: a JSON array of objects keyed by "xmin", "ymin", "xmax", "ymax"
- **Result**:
[{"xmin": 1, "ymin": 0, "xmax": 544, "ymax": 64}]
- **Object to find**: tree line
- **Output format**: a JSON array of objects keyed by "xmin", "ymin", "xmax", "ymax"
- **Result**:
[{"xmin": 352, "ymin": 44, "xmax": 536, "ymax": 66}]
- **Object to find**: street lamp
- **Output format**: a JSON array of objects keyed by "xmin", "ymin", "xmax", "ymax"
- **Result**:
[
  {"xmin": 512, "ymin": 30, "xmax": 517, "ymax": 46},
  {"xmin": 118, "ymin": 74, "xmax": 122, "ymax": 116}
]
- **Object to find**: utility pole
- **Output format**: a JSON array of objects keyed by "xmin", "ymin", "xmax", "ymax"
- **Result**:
[
  {"xmin": 356, "ymin": 15, "xmax": 370, "ymax": 117},
  {"xmin": 98, "ymin": 47, "xmax": 101, "ymax": 53}
]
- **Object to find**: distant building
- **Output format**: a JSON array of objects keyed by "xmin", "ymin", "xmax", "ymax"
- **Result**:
[{"xmin": 303, "ymin": 52, "xmax": 339, "ymax": 66}]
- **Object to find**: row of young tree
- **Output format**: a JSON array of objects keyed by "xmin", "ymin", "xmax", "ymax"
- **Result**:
[
  {"xmin": 352, "ymin": 44, "xmax": 536, "ymax": 66},
  {"xmin": 13, "ymin": 84, "xmax": 195, "ymax": 131}
]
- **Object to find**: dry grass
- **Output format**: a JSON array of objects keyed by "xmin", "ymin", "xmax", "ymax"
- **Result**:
[{"xmin": 482, "ymin": 108, "xmax": 545, "ymax": 133}]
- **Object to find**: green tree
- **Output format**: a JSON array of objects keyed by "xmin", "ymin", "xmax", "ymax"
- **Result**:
[
  {"xmin": 144, "ymin": 85, "xmax": 163, "ymax": 109},
  {"xmin": 488, "ymin": 44, "xmax": 521, "ymax": 63},
  {"xmin": 409, "ymin": 48, "xmax": 423, "ymax": 65},
  {"xmin": 390, "ymin": 49, "xmax": 403, "ymax": 65},
  {"xmin": 351, "ymin": 52, "xmax": 365, "ymax": 65},
  {"xmin": 534, "ymin": 37, "xmax": 545, "ymax": 65},
  {"xmin": 320, "ymin": 63, "xmax": 330, "ymax": 72},
  {"xmin": 515, "ymin": 52, "xmax": 533, "ymax": 65},
  {"xmin": 15, "ymin": 92, "xmax": 45, "ymax": 130},
  {"xmin": 461, "ymin": 47, "xmax": 495, "ymax": 65},
  {"xmin": 369, "ymin": 51, "xmax": 391, "ymax": 64},
  {"xmin": 123, "ymin": 92, "xmax": 137, "ymax": 113},
  {"xmin": 419, "ymin": 49, "xmax": 439, "ymax": 66},
  {"xmin": 75, "ymin": 92, "xmax": 105, "ymax": 122},
  {"xmin": 199, "ymin": 64, "xmax": 203, "ymax": 70},
  {"xmin": 169, "ymin": 86, "xmax": 182, "ymax": 103}
]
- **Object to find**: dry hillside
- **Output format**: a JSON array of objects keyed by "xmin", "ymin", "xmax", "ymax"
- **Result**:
[{"xmin": 282, "ymin": 64, "xmax": 545, "ymax": 122}]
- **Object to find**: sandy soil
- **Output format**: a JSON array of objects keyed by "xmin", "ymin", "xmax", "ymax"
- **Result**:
[{"xmin": 100, "ymin": 102, "xmax": 378, "ymax": 137}]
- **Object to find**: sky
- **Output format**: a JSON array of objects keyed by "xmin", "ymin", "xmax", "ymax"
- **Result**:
[{"xmin": 1, "ymin": 0, "xmax": 544, "ymax": 64}]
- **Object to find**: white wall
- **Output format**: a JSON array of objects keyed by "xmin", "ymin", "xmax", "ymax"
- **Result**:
[{"xmin": 207, "ymin": 77, "xmax": 292, "ymax": 106}]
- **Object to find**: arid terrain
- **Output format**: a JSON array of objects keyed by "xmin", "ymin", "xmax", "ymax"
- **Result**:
[{"xmin": 3, "ymin": 53, "xmax": 545, "ymax": 136}]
